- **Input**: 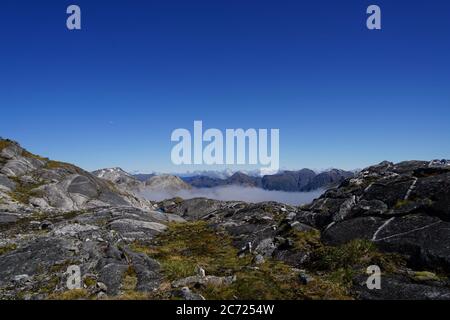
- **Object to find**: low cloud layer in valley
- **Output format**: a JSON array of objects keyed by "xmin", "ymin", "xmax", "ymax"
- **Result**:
[{"xmin": 139, "ymin": 185, "xmax": 325, "ymax": 206}]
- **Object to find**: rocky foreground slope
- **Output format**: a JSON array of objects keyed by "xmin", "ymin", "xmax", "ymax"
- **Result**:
[{"xmin": 1, "ymin": 138, "xmax": 450, "ymax": 300}]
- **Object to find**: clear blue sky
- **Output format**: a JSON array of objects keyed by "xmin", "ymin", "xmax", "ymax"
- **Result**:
[{"xmin": 1, "ymin": 0, "xmax": 449, "ymax": 173}]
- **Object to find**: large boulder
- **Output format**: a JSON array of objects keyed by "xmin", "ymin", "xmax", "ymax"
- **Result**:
[{"xmin": 298, "ymin": 160, "xmax": 450, "ymax": 272}]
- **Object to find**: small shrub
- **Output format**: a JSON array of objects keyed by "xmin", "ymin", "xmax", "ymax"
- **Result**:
[
  {"xmin": 122, "ymin": 266, "xmax": 138, "ymax": 292},
  {"xmin": 291, "ymin": 229, "xmax": 322, "ymax": 252},
  {"xmin": 314, "ymin": 239, "xmax": 401, "ymax": 270},
  {"xmin": 83, "ymin": 276, "xmax": 97, "ymax": 288}
]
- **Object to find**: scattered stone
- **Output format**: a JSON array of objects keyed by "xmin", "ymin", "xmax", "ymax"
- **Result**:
[
  {"xmin": 52, "ymin": 223, "xmax": 99, "ymax": 237},
  {"xmin": 298, "ymin": 272, "xmax": 314, "ymax": 285},
  {"xmin": 196, "ymin": 266, "xmax": 206, "ymax": 278},
  {"xmin": 253, "ymin": 254, "xmax": 265, "ymax": 265},
  {"xmin": 97, "ymin": 292, "xmax": 108, "ymax": 300},
  {"xmin": 40, "ymin": 220, "xmax": 53, "ymax": 230},
  {"xmin": 255, "ymin": 238, "xmax": 276, "ymax": 257},
  {"xmin": 175, "ymin": 287, "xmax": 205, "ymax": 301},
  {"xmin": 13, "ymin": 274, "xmax": 30, "ymax": 284},
  {"xmin": 96, "ymin": 282, "xmax": 108, "ymax": 292}
]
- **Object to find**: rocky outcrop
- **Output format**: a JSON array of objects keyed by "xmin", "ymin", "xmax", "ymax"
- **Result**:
[
  {"xmin": 0, "ymin": 206, "xmax": 186, "ymax": 299},
  {"xmin": 0, "ymin": 139, "xmax": 154, "ymax": 213},
  {"xmin": 158, "ymin": 197, "xmax": 298, "ymax": 257},
  {"xmin": 294, "ymin": 160, "xmax": 450, "ymax": 273}
]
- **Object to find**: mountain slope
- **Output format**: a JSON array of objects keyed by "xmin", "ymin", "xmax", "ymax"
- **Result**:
[
  {"xmin": 301, "ymin": 169, "xmax": 354, "ymax": 191},
  {"xmin": 181, "ymin": 169, "xmax": 354, "ymax": 192},
  {"xmin": 261, "ymin": 169, "xmax": 316, "ymax": 191},
  {"xmin": 133, "ymin": 173, "xmax": 156, "ymax": 182},
  {"xmin": 0, "ymin": 139, "xmax": 152, "ymax": 212},
  {"xmin": 225, "ymin": 172, "xmax": 262, "ymax": 187},
  {"xmin": 145, "ymin": 174, "xmax": 192, "ymax": 191},
  {"xmin": 92, "ymin": 167, "xmax": 143, "ymax": 194}
]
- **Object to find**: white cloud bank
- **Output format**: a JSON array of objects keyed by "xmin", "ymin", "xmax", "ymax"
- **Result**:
[{"xmin": 139, "ymin": 186, "xmax": 325, "ymax": 206}]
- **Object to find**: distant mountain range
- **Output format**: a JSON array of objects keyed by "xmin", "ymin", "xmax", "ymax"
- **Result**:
[
  {"xmin": 133, "ymin": 173, "xmax": 156, "ymax": 182},
  {"xmin": 91, "ymin": 167, "xmax": 354, "ymax": 193},
  {"xmin": 180, "ymin": 169, "xmax": 354, "ymax": 192}
]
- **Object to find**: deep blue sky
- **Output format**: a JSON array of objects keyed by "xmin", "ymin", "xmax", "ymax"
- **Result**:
[{"xmin": 1, "ymin": 0, "xmax": 449, "ymax": 173}]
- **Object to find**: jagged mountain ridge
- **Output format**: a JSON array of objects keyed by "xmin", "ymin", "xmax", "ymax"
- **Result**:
[
  {"xmin": 181, "ymin": 168, "xmax": 354, "ymax": 192},
  {"xmin": 91, "ymin": 167, "xmax": 354, "ymax": 194}
]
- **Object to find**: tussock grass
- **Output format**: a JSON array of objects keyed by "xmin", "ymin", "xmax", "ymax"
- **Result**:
[
  {"xmin": 48, "ymin": 289, "xmax": 90, "ymax": 300},
  {"xmin": 131, "ymin": 222, "xmax": 352, "ymax": 300},
  {"xmin": 8, "ymin": 178, "xmax": 45, "ymax": 204}
]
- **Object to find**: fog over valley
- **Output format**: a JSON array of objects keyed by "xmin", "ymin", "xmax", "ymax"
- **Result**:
[{"xmin": 139, "ymin": 185, "xmax": 325, "ymax": 206}]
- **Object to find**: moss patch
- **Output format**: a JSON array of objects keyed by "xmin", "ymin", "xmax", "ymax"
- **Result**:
[
  {"xmin": 0, "ymin": 243, "xmax": 17, "ymax": 255},
  {"xmin": 290, "ymin": 229, "xmax": 322, "ymax": 252},
  {"xmin": 304, "ymin": 239, "xmax": 405, "ymax": 290},
  {"xmin": 132, "ymin": 221, "xmax": 250, "ymax": 281},
  {"xmin": 45, "ymin": 160, "xmax": 71, "ymax": 170},
  {"xmin": 310, "ymin": 239, "xmax": 404, "ymax": 272},
  {"xmin": 48, "ymin": 289, "xmax": 90, "ymax": 300},
  {"xmin": 411, "ymin": 271, "xmax": 440, "ymax": 282},
  {"xmin": 8, "ymin": 179, "xmax": 45, "ymax": 204},
  {"xmin": 83, "ymin": 276, "xmax": 97, "ymax": 288},
  {"xmin": 122, "ymin": 266, "xmax": 138, "ymax": 292},
  {"xmin": 45, "ymin": 160, "xmax": 85, "ymax": 175},
  {"xmin": 394, "ymin": 199, "xmax": 410, "ymax": 209},
  {"xmin": 114, "ymin": 291, "xmax": 150, "ymax": 300},
  {"xmin": 21, "ymin": 150, "xmax": 48, "ymax": 162}
]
